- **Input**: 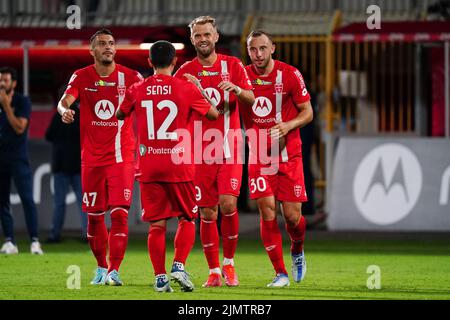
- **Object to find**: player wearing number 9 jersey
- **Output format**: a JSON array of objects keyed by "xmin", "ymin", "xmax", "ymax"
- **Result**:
[
  {"xmin": 242, "ymin": 30, "xmax": 313, "ymax": 287},
  {"xmin": 57, "ymin": 29, "xmax": 143, "ymax": 286},
  {"xmin": 117, "ymin": 41, "xmax": 219, "ymax": 292},
  {"xmin": 175, "ymin": 16, "xmax": 255, "ymax": 288}
]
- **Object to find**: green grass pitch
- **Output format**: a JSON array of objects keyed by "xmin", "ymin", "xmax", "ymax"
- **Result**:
[{"xmin": 1, "ymin": 236, "xmax": 449, "ymax": 300}]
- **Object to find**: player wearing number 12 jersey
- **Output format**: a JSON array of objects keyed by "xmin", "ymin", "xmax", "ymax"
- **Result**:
[
  {"xmin": 57, "ymin": 29, "xmax": 142, "ymax": 286},
  {"xmin": 175, "ymin": 16, "xmax": 255, "ymax": 287},
  {"xmin": 242, "ymin": 30, "xmax": 313, "ymax": 287},
  {"xmin": 117, "ymin": 41, "xmax": 219, "ymax": 292}
]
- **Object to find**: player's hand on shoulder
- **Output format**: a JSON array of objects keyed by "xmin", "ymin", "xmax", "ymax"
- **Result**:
[{"xmin": 61, "ymin": 109, "xmax": 75, "ymax": 124}]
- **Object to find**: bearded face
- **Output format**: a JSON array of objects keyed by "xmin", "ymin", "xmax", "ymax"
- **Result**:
[
  {"xmin": 190, "ymin": 23, "xmax": 219, "ymax": 59},
  {"xmin": 0, "ymin": 73, "xmax": 15, "ymax": 95},
  {"xmin": 90, "ymin": 34, "xmax": 116, "ymax": 66},
  {"xmin": 247, "ymin": 35, "xmax": 276, "ymax": 72}
]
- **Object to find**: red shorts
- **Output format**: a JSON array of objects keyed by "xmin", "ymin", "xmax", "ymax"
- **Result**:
[
  {"xmin": 195, "ymin": 162, "xmax": 243, "ymax": 207},
  {"xmin": 81, "ymin": 162, "xmax": 135, "ymax": 212},
  {"xmin": 140, "ymin": 181, "xmax": 198, "ymax": 222},
  {"xmin": 248, "ymin": 156, "xmax": 308, "ymax": 203}
]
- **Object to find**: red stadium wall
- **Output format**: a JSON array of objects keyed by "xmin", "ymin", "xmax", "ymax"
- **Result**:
[{"xmin": 431, "ymin": 47, "xmax": 450, "ymax": 137}]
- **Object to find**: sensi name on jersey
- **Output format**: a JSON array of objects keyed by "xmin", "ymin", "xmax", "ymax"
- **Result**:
[{"xmin": 147, "ymin": 85, "xmax": 172, "ymax": 95}]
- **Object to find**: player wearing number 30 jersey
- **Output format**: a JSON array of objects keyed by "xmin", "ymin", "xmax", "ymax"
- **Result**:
[
  {"xmin": 57, "ymin": 29, "xmax": 142, "ymax": 286},
  {"xmin": 117, "ymin": 41, "xmax": 219, "ymax": 292},
  {"xmin": 242, "ymin": 30, "xmax": 313, "ymax": 288}
]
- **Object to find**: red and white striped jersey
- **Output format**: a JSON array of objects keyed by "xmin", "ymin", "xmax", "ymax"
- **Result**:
[
  {"xmin": 242, "ymin": 60, "xmax": 311, "ymax": 163},
  {"xmin": 175, "ymin": 54, "xmax": 253, "ymax": 162},
  {"xmin": 64, "ymin": 64, "xmax": 142, "ymax": 167}
]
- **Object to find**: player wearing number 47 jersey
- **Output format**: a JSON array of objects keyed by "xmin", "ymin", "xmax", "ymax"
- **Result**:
[
  {"xmin": 117, "ymin": 41, "xmax": 219, "ymax": 293},
  {"xmin": 57, "ymin": 29, "xmax": 142, "ymax": 286},
  {"xmin": 242, "ymin": 30, "xmax": 313, "ymax": 288},
  {"xmin": 175, "ymin": 16, "xmax": 255, "ymax": 288}
]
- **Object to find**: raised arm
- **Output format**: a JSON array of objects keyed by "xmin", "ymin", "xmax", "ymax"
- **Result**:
[
  {"xmin": 184, "ymin": 73, "xmax": 219, "ymax": 121},
  {"xmin": 217, "ymin": 82, "xmax": 255, "ymax": 107}
]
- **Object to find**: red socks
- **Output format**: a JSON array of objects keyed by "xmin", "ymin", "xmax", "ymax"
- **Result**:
[
  {"xmin": 285, "ymin": 215, "xmax": 306, "ymax": 255},
  {"xmin": 221, "ymin": 210, "xmax": 239, "ymax": 260},
  {"xmin": 260, "ymin": 218, "xmax": 287, "ymax": 275},
  {"xmin": 87, "ymin": 213, "xmax": 108, "ymax": 269},
  {"xmin": 108, "ymin": 208, "xmax": 129, "ymax": 273},
  {"xmin": 149, "ymin": 220, "xmax": 196, "ymax": 276},
  {"xmin": 174, "ymin": 219, "xmax": 196, "ymax": 265},
  {"xmin": 148, "ymin": 224, "xmax": 167, "ymax": 275},
  {"xmin": 87, "ymin": 208, "xmax": 129, "ymax": 272},
  {"xmin": 200, "ymin": 218, "xmax": 220, "ymax": 269}
]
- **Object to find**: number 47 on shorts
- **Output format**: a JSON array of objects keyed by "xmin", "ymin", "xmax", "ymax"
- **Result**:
[{"xmin": 83, "ymin": 192, "xmax": 97, "ymax": 207}]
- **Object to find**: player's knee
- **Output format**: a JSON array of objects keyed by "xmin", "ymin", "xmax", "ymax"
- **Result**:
[
  {"xmin": 150, "ymin": 220, "xmax": 167, "ymax": 229},
  {"xmin": 178, "ymin": 218, "xmax": 195, "ymax": 226},
  {"xmin": 259, "ymin": 206, "xmax": 276, "ymax": 221},
  {"xmin": 285, "ymin": 213, "xmax": 301, "ymax": 227},
  {"xmin": 201, "ymin": 207, "xmax": 218, "ymax": 221},
  {"xmin": 110, "ymin": 207, "xmax": 128, "ymax": 226},
  {"xmin": 219, "ymin": 199, "xmax": 237, "ymax": 215},
  {"xmin": 87, "ymin": 212, "xmax": 106, "ymax": 224},
  {"xmin": 261, "ymin": 213, "xmax": 276, "ymax": 222}
]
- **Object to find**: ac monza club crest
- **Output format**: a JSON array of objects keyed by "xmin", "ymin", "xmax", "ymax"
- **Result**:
[
  {"xmin": 230, "ymin": 178, "xmax": 239, "ymax": 191},
  {"xmin": 117, "ymin": 86, "xmax": 126, "ymax": 97},
  {"xmin": 275, "ymin": 83, "xmax": 284, "ymax": 94},
  {"xmin": 294, "ymin": 185, "xmax": 302, "ymax": 198},
  {"xmin": 124, "ymin": 189, "xmax": 131, "ymax": 201},
  {"xmin": 221, "ymin": 72, "xmax": 230, "ymax": 82}
]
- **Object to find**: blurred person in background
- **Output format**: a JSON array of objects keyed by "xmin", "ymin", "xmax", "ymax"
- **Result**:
[
  {"xmin": 46, "ymin": 87, "xmax": 87, "ymax": 243},
  {"xmin": 0, "ymin": 66, "xmax": 44, "ymax": 255}
]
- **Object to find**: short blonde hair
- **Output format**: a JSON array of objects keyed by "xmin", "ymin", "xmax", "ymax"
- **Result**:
[{"xmin": 188, "ymin": 16, "xmax": 217, "ymax": 33}]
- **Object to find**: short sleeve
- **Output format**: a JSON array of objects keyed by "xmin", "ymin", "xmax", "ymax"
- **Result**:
[
  {"xmin": 289, "ymin": 67, "xmax": 311, "ymax": 106},
  {"xmin": 188, "ymin": 83, "xmax": 210, "ymax": 116},
  {"xmin": 15, "ymin": 95, "xmax": 31, "ymax": 120},
  {"xmin": 119, "ymin": 83, "xmax": 138, "ymax": 116},
  {"xmin": 64, "ymin": 71, "xmax": 81, "ymax": 99},
  {"xmin": 134, "ymin": 71, "xmax": 144, "ymax": 83},
  {"xmin": 231, "ymin": 59, "xmax": 253, "ymax": 91}
]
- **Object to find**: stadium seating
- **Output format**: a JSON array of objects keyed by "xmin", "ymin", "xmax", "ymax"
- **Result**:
[{"xmin": 0, "ymin": 0, "xmax": 437, "ymax": 34}]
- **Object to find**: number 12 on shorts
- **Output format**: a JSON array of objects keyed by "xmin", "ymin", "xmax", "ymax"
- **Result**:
[{"xmin": 83, "ymin": 192, "xmax": 97, "ymax": 207}]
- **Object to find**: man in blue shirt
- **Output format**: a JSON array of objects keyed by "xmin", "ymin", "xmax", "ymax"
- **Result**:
[{"xmin": 0, "ymin": 66, "xmax": 44, "ymax": 255}]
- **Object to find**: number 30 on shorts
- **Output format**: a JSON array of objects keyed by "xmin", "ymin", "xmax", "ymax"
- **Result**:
[
  {"xmin": 83, "ymin": 192, "xmax": 97, "ymax": 207},
  {"xmin": 250, "ymin": 177, "xmax": 267, "ymax": 194}
]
